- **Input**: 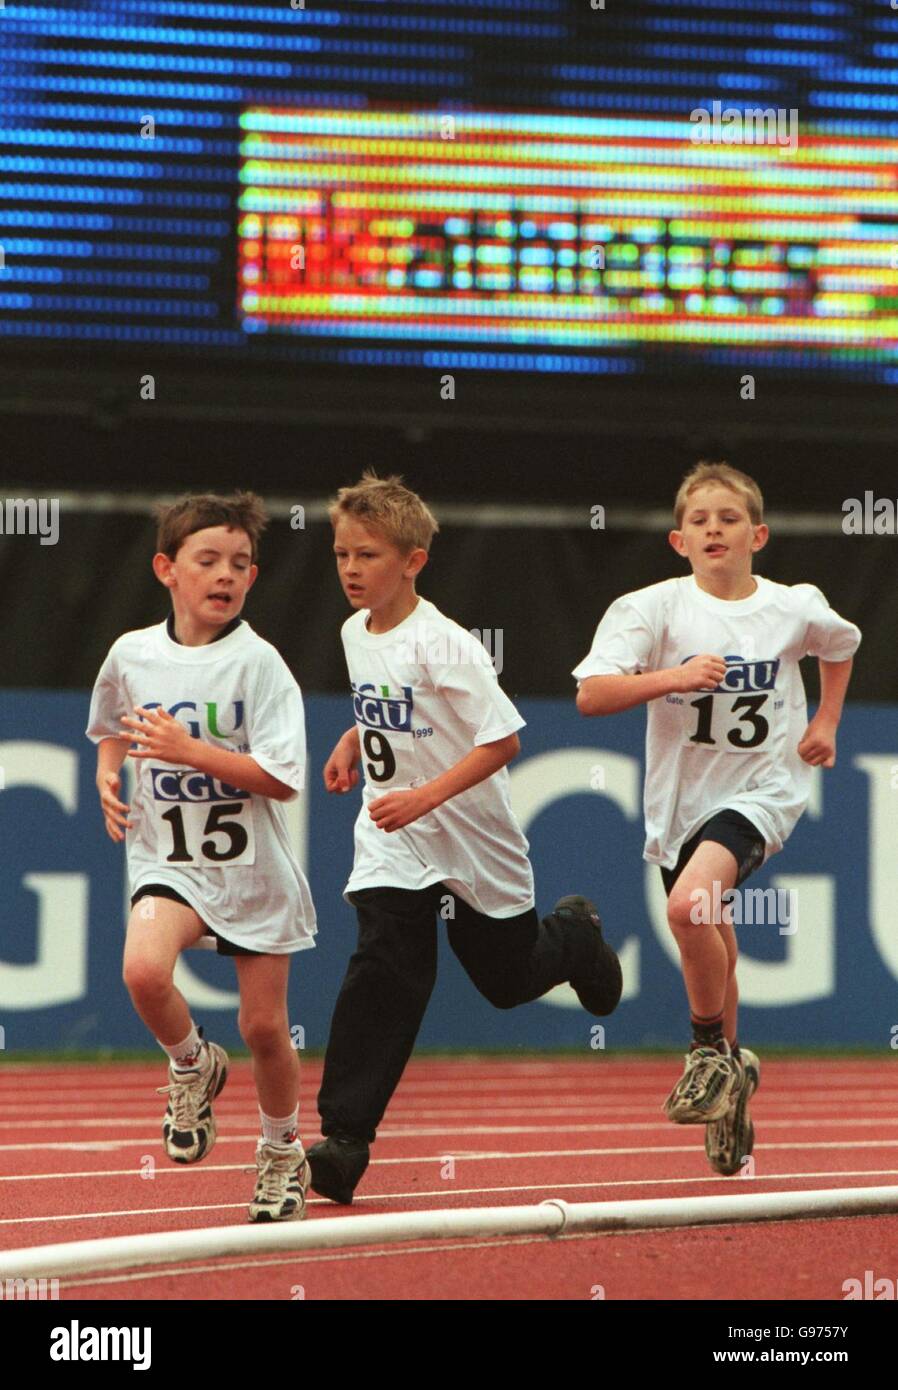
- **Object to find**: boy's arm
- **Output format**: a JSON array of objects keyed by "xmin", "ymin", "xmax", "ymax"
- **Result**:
[
  {"xmin": 368, "ymin": 733, "xmax": 520, "ymax": 834},
  {"xmin": 120, "ymin": 706, "xmax": 294, "ymax": 801},
  {"xmin": 324, "ymin": 726, "xmax": 361, "ymax": 793},
  {"xmin": 96, "ymin": 736, "xmax": 132, "ymax": 841},
  {"xmin": 797, "ymin": 657, "xmax": 853, "ymax": 767},
  {"xmin": 577, "ymin": 654, "xmax": 728, "ymax": 716}
]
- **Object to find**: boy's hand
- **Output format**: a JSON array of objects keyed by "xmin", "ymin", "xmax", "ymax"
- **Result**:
[
  {"xmin": 674, "ymin": 654, "xmax": 728, "ymax": 693},
  {"xmin": 97, "ymin": 771, "xmax": 133, "ymax": 842},
  {"xmin": 324, "ymin": 739, "xmax": 361, "ymax": 794},
  {"xmin": 798, "ymin": 714, "xmax": 837, "ymax": 767},
  {"xmin": 120, "ymin": 706, "xmax": 194, "ymax": 764},
  {"xmin": 368, "ymin": 787, "xmax": 436, "ymax": 832}
]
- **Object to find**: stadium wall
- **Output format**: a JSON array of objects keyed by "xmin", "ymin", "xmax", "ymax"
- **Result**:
[{"xmin": 1, "ymin": 691, "xmax": 894, "ymax": 1051}]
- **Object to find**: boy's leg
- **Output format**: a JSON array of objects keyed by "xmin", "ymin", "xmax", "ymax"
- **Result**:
[
  {"xmin": 235, "ymin": 952, "xmax": 310, "ymax": 1222},
  {"xmin": 446, "ymin": 893, "xmax": 621, "ymax": 1015},
  {"xmin": 123, "ymin": 895, "xmax": 228, "ymax": 1163},
  {"xmin": 234, "ymin": 953, "xmax": 299, "ymax": 1125},
  {"xmin": 665, "ymin": 839, "xmax": 738, "ymax": 1035},
  {"xmin": 316, "ymin": 886, "xmax": 439, "ymax": 1143},
  {"xmin": 123, "ymin": 895, "xmax": 206, "ymax": 1044}
]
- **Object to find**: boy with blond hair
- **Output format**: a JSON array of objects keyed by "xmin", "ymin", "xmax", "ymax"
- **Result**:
[
  {"xmin": 307, "ymin": 472, "xmax": 623, "ymax": 1204},
  {"xmin": 86, "ymin": 492, "xmax": 317, "ymax": 1221},
  {"xmin": 574, "ymin": 462, "xmax": 860, "ymax": 1173}
]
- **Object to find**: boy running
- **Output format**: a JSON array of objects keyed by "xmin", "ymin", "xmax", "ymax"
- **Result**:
[
  {"xmin": 306, "ymin": 472, "xmax": 623, "ymax": 1204},
  {"xmin": 86, "ymin": 492, "xmax": 317, "ymax": 1221},
  {"xmin": 574, "ymin": 462, "xmax": 860, "ymax": 1174}
]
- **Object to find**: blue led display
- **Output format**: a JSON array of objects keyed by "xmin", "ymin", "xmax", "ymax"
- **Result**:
[{"xmin": 0, "ymin": 0, "xmax": 896, "ymax": 380}]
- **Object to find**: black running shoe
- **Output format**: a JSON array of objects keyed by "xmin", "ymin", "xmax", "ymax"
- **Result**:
[
  {"xmin": 551, "ymin": 894, "xmax": 623, "ymax": 1017},
  {"xmin": 306, "ymin": 1134, "xmax": 370, "ymax": 1205}
]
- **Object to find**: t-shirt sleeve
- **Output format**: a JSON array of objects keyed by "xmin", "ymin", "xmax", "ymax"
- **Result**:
[
  {"xmin": 85, "ymin": 645, "xmax": 126, "ymax": 743},
  {"xmin": 572, "ymin": 592, "xmax": 659, "ymax": 682},
  {"xmin": 432, "ymin": 633, "xmax": 525, "ymax": 747},
  {"xmin": 246, "ymin": 682, "xmax": 308, "ymax": 798},
  {"xmin": 799, "ymin": 585, "xmax": 862, "ymax": 662}
]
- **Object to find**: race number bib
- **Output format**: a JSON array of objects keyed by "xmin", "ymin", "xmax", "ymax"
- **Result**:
[
  {"xmin": 352, "ymin": 682, "xmax": 419, "ymax": 789},
  {"xmin": 680, "ymin": 656, "xmax": 783, "ymax": 755},
  {"xmin": 149, "ymin": 768, "xmax": 255, "ymax": 866}
]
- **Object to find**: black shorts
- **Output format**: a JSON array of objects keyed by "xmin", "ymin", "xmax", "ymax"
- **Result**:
[
  {"xmin": 130, "ymin": 884, "xmax": 262, "ymax": 957},
  {"xmin": 660, "ymin": 810, "xmax": 766, "ymax": 897}
]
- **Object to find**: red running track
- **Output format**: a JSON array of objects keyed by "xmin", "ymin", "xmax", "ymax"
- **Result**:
[{"xmin": 1, "ymin": 1056, "xmax": 896, "ymax": 1301}]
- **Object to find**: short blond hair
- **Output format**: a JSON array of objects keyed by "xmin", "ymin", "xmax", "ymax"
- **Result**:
[
  {"xmin": 674, "ymin": 461, "xmax": 764, "ymax": 528},
  {"xmin": 329, "ymin": 471, "xmax": 439, "ymax": 552}
]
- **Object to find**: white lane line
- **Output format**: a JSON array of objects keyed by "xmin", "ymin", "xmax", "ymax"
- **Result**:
[
  {"xmin": 5, "ymin": 1169, "xmax": 898, "ymax": 1232},
  {"xmin": 4, "ymin": 1117, "xmax": 898, "ymax": 1156},
  {"xmin": 5, "ymin": 1138, "xmax": 898, "ymax": 1182},
  {"xmin": 60, "ymin": 1232, "xmax": 602, "ymax": 1291}
]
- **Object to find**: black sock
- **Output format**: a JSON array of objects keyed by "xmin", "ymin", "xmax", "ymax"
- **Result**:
[
  {"xmin": 730, "ymin": 1039, "xmax": 741, "ymax": 1062},
  {"xmin": 690, "ymin": 1012, "xmax": 725, "ymax": 1051}
]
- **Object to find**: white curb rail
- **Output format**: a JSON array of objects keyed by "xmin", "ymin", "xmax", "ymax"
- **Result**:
[{"xmin": 2, "ymin": 1185, "xmax": 897, "ymax": 1280}]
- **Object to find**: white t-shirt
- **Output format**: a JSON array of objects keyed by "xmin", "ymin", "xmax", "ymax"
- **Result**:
[
  {"xmin": 342, "ymin": 597, "xmax": 534, "ymax": 917},
  {"xmin": 573, "ymin": 575, "xmax": 861, "ymax": 868},
  {"xmin": 86, "ymin": 619, "xmax": 317, "ymax": 954}
]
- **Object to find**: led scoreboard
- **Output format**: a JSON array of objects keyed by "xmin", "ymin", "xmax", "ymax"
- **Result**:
[
  {"xmin": 237, "ymin": 108, "xmax": 898, "ymax": 371},
  {"xmin": 3, "ymin": 0, "xmax": 898, "ymax": 382}
]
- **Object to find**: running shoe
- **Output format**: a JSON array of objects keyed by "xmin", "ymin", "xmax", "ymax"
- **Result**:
[
  {"xmin": 157, "ymin": 1037, "xmax": 229, "ymax": 1164},
  {"xmin": 705, "ymin": 1048, "xmax": 760, "ymax": 1175},
  {"xmin": 550, "ymin": 895, "xmax": 623, "ymax": 1017},
  {"xmin": 663, "ymin": 1042, "xmax": 739, "ymax": 1124},
  {"xmin": 248, "ymin": 1141, "xmax": 311, "ymax": 1222},
  {"xmin": 306, "ymin": 1134, "xmax": 371, "ymax": 1205}
]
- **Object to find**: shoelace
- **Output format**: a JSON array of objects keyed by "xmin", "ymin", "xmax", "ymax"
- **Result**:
[
  {"xmin": 156, "ymin": 1067, "xmax": 209, "ymax": 1128},
  {"xmin": 682, "ymin": 1049, "xmax": 733, "ymax": 1103},
  {"xmin": 246, "ymin": 1148, "xmax": 306, "ymax": 1204}
]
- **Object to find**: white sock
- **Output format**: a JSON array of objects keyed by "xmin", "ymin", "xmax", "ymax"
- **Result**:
[
  {"xmin": 260, "ymin": 1108, "xmax": 301, "ymax": 1149},
  {"xmin": 161, "ymin": 1025, "xmax": 204, "ymax": 1070}
]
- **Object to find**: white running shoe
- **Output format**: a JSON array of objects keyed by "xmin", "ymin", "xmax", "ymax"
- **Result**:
[
  {"xmin": 705, "ymin": 1048, "xmax": 760, "ymax": 1175},
  {"xmin": 248, "ymin": 1140, "xmax": 311, "ymax": 1223},
  {"xmin": 157, "ymin": 1038, "xmax": 229, "ymax": 1164},
  {"xmin": 663, "ymin": 1042, "xmax": 739, "ymax": 1124}
]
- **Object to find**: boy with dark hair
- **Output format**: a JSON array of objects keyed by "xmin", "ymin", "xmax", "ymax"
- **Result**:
[
  {"xmin": 87, "ymin": 491, "xmax": 317, "ymax": 1221},
  {"xmin": 307, "ymin": 472, "xmax": 623, "ymax": 1205}
]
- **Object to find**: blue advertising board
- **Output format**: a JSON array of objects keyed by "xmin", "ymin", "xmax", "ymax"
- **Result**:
[{"xmin": 0, "ymin": 691, "xmax": 895, "ymax": 1051}]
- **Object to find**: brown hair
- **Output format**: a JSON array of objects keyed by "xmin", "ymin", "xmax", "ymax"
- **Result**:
[
  {"xmin": 329, "ymin": 470, "xmax": 439, "ymax": 552},
  {"xmin": 154, "ymin": 491, "xmax": 268, "ymax": 562},
  {"xmin": 674, "ymin": 461, "xmax": 764, "ymax": 528}
]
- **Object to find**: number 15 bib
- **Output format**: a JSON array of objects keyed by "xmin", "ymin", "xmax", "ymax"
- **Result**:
[{"xmin": 148, "ymin": 766, "xmax": 256, "ymax": 866}]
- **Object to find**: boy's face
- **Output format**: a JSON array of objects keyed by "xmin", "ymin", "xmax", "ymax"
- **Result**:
[
  {"xmin": 669, "ymin": 483, "xmax": 768, "ymax": 580},
  {"xmin": 153, "ymin": 525, "xmax": 257, "ymax": 630},
  {"xmin": 333, "ymin": 516, "xmax": 426, "ymax": 612}
]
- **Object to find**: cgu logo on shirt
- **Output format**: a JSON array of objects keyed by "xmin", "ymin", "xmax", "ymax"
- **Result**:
[
  {"xmin": 141, "ymin": 700, "xmax": 245, "ymax": 739},
  {"xmin": 683, "ymin": 655, "xmax": 780, "ymax": 694},
  {"xmin": 150, "ymin": 769, "xmax": 250, "ymax": 803},
  {"xmin": 352, "ymin": 682, "xmax": 414, "ymax": 733}
]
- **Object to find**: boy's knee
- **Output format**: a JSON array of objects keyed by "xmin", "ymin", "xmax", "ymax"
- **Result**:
[
  {"xmin": 239, "ymin": 1012, "xmax": 288, "ymax": 1053},
  {"xmin": 123, "ymin": 957, "xmax": 171, "ymax": 1002},
  {"xmin": 667, "ymin": 893, "xmax": 704, "ymax": 936}
]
